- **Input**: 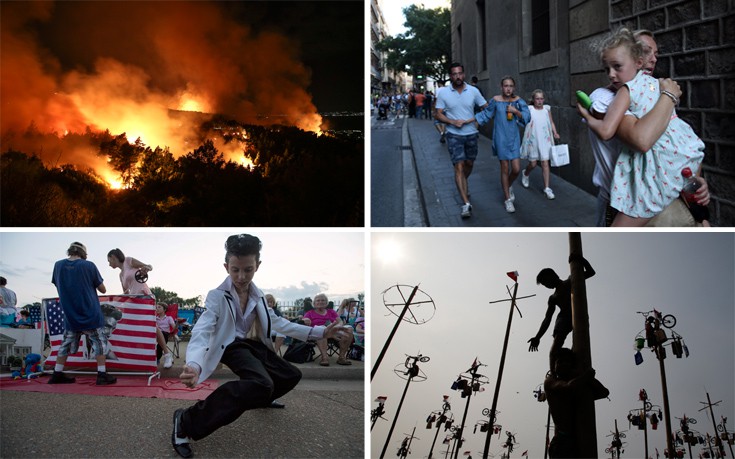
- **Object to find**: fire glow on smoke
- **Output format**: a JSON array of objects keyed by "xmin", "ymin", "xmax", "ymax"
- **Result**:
[{"xmin": 1, "ymin": 1, "xmax": 322, "ymax": 188}]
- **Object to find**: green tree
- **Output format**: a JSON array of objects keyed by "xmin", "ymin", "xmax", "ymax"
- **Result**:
[
  {"xmin": 376, "ymin": 5, "xmax": 451, "ymax": 84},
  {"xmin": 150, "ymin": 286, "xmax": 185, "ymax": 305},
  {"xmin": 149, "ymin": 287, "xmax": 201, "ymax": 309}
]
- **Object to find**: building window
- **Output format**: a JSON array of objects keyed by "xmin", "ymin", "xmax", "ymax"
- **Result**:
[
  {"xmin": 520, "ymin": 0, "xmax": 558, "ymax": 72},
  {"xmin": 477, "ymin": 0, "xmax": 487, "ymax": 71},
  {"xmin": 531, "ymin": 0, "xmax": 550, "ymax": 55}
]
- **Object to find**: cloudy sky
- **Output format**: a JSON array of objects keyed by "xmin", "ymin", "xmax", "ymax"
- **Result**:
[
  {"xmin": 0, "ymin": 230, "xmax": 364, "ymax": 307},
  {"xmin": 371, "ymin": 232, "xmax": 734, "ymax": 459}
]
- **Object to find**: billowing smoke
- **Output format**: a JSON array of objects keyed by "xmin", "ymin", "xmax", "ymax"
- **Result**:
[{"xmin": 0, "ymin": 1, "xmax": 322, "ymax": 163}]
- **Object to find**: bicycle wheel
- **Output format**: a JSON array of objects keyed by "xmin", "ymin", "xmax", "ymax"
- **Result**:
[
  {"xmin": 689, "ymin": 418, "xmax": 697, "ymax": 424},
  {"xmin": 662, "ymin": 314, "xmax": 677, "ymax": 328},
  {"xmin": 718, "ymin": 424, "xmax": 724, "ymax": 432}
]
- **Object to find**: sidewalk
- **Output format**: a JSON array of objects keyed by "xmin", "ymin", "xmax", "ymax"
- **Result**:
[{"xmin": 404, "ymin": 116, "xmax": 597, "ymax": 227}]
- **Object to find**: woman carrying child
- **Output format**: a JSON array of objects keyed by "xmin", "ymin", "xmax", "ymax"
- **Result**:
[{"xmin": 579, "ymin": 28, "xmax": 705, "ymax": 226}]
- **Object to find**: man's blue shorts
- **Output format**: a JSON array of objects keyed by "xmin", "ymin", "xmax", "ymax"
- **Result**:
[{"xmin": 446, "ymin": 133, "xmax": 479, "ymax": 165}]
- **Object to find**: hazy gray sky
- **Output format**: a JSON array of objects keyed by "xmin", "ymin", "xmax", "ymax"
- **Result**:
[
  {"xmin": 0, "ymin": 230, "xmax": 364, "ymax": 306},
  {"xmin": 371, "ymin": 232, "xmax": 734, "ymax": 459},
  {"xmin": 379, "ymin": 0, "xmax": 450, "ymax": 35}
]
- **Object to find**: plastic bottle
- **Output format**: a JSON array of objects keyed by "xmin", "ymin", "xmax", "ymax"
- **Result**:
[
  {"xmin": 680, "ymin": 167, "xmax": 710, "ymax": 223},
  {"xmin": 680, "ymin": 168, "xmax": 699, "ymax": 203},
  {"xmin": 576, "ymin": 90, "xmax": 592, "ymax": 110},
  {"xmin": 506, "ymin": 104, "xmax": 513, "ymax": 121}
]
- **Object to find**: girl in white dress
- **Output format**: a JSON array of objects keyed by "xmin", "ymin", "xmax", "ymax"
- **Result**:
[{"xmin": 520, "ymin": 89, "xmax": 560, "ymax": 199}]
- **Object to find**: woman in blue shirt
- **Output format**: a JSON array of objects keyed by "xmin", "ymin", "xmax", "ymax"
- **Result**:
[{"xmin": 474, "ymin": 76, "xmax": 531, "ymax": 213}]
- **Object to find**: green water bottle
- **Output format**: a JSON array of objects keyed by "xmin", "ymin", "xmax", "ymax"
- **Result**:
[{"xmin": 576, "ymin": 90, "xmax": 592, "ymax": 110}]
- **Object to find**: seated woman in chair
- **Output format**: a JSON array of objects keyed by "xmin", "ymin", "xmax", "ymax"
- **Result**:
[
  {"xmin": 155, "ymin": 303, "xmax": 176, "ymax": 368},
  {"xmin": 303, "ymin": 293, "xmax": 353, "ymax": 366}
]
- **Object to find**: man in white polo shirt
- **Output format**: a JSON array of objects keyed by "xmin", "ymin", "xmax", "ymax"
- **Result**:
[{"xmin": 435, "ymin": 62, "xmax": 487, "ymax": 219}]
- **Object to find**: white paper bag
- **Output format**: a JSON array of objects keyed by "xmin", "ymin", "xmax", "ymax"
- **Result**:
[{"xmin": 550, "ymin": 144, "xmax": 570, "ymax": 167}]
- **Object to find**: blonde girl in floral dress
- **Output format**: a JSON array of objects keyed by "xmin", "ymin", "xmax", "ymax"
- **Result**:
[
  {"xmin": 520, "ymin": 89, "xmax": 560, "ymax": 199},
  {"xmin": 580, "ymin": 28, "xmax": 704, "ymax": 226}
]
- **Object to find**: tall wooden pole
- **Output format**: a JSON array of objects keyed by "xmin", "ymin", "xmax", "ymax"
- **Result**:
[
  {"xmin": 569, "ymin": 232, "xmax": 598, "ymax": 457},
  {"xmin": 401, "ymin": 426, "xmax": 417, "ymax": 459},
  {"xmin": 702, "ymin": 392, "xmax": 726, "ymax": 458},
  {"xmin": 642, "ymin": 399, "xmax": 649, "ymax": 459},
  {"xmin": 656, "ymin": 350, "xmax": 675, "ymax": 456},
  {"xmin": 380, "ymin": 370, "xmax": 414, "ymax": 459},
  {"xmin": 429, "ymin": 402, "xmax": 451, "ymax": 459},
  {"xmin": 372, "ymin": 285, "xmax": 419, "ymax": 381},
  {"xmin": 483, "ymin": 282, "xmax": 519, "ymax": 459},
  {"xmin": 455, "ymin": 366, "xmax": 480, "ymax": 459}
]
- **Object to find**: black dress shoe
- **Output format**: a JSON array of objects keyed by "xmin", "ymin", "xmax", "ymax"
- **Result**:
[
  {"xmin": 96, "ymin": 372, "xmax": 117, "ymax": 386},
  {"xmin": 172, "ymin": 409, "xmax": 193, "ymax": 458},
  {"xmin": 48, "ymin": 371, "xmax": 76, "ymax": 384},
  {"xmin": 269, "ymin": 400, "xmax": 286, "ymax": 409}
]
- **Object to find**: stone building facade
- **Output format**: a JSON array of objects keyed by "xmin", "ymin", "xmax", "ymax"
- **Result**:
[{"xmin": 450, "ymin": 0, "xmax": 734, "ymax": 225}]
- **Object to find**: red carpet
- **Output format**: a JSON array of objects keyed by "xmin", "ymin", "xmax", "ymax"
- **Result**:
[{"xmin": 0, "ymin": 374, "xmax": 219, "ymax": 400}]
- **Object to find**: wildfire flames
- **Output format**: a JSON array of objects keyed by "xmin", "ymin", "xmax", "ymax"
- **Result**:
[{"xmin": 1, "ymin": 1, "xmax": 323, "ymax": 188}]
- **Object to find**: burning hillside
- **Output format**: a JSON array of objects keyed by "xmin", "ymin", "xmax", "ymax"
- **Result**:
[{"xmin": 0, "ymin": 1, "xmax": 324, "ymax": 186}]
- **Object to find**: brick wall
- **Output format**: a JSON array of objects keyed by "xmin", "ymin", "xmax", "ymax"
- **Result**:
[{"xmin": 610, "ymin": 0, "xmax": 735, "ymax": 225}]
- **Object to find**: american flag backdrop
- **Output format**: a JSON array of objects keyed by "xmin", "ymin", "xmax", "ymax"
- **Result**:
[
  {"xmin": 27, "ymin": 304, "xmax": 43, "ymax": 328},
  {"xmin": 43, "ymin": 295, "xmax": 157, "ymax": 372}
]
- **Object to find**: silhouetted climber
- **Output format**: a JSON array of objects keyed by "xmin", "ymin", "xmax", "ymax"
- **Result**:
[
  {"xmin": 545, "ymin": 348, "xmax": 609, "ymax": 458},
  {"xmin": 528, "ymin": 254, "xmax": 596, "ymax": 371}
]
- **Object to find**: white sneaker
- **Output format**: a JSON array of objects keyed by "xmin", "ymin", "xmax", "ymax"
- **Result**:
[
  {"xmin": 521, "ymin": 171, "xmax": 530, "ymax": 188},
  {"xmin": 461, "ymin": 203, "xmax": 472, "ymax": 218},
  {"xmin": 508, "ymin": 186, "xmax": 515, "ymax": 202},
  {"xmin": 544, "ymin": 187, "xmax": 555, "ymax": 200},
  {"xmin": 163, "ymin": 353, "xmax": 174, "ymax": 369},
  {"xmin": 504, "ymin": 199, "xmax": 516, "ymax": 213}
]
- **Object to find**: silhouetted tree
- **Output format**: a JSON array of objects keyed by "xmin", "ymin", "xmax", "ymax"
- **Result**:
[{"xmin": 376, "ymin": 4, "xmax": 451, "ymax": 84}]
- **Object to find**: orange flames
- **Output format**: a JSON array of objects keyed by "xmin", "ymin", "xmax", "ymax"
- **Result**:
[{"xmin": 0, "ymin": 1, "xmax": 324, "ymax": 186}]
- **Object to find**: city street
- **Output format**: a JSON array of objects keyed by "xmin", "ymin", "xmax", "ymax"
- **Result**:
[
  {"xmin": 372, "ymin": 113, "xmax": 599, "ymax": 227},
  {"xmin": 370, "ymin": 111, "xmax": 406, "ymax": 227}
]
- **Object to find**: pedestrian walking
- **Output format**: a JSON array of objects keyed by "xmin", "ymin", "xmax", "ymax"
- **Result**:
[
  {"xmin": 424, "ymin": 91, "xmax": 433, "ymax": 119},
  {"xmin": 434, "ymin": 62, "xmax": 487, "ymax": 219},
  {"xmin": 520, "ymin": 89, "xmax": 560, "ymax": 200},
  {"xmin": 473, "ymin": 76, "xmax": 530, "ymax": 213},
  {"xmin": 414, "ymin": 90, "xmax": 426, "ymax": 120},
  {"xmin": 433, "ymin": 81, "xmax": 447, "ymax": 143}
]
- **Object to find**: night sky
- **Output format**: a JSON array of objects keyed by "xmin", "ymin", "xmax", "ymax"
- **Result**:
[
  {"xmin": 12, "ymin": 1, "xmax": 363, "ymax": 115},
  {"xmin": 225, "ymin": 1, "xmax": 365, "ymax": 113}
]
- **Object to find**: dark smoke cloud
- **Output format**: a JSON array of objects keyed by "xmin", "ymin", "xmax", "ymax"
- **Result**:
[{"xmin": 1, "ymin": 0, "xmax": 323, "ymax": 148}]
